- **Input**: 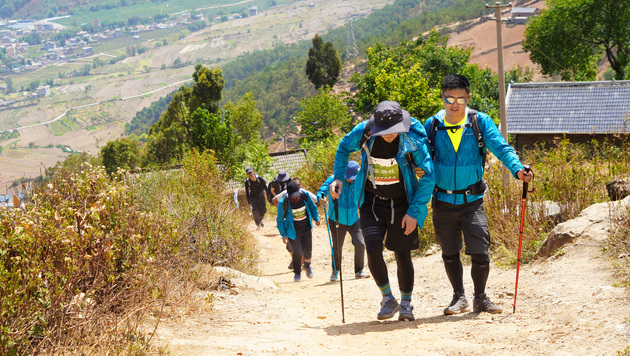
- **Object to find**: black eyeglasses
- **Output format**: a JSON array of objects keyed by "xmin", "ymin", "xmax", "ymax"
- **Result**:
[{"xmin": 444, "ymin": 96, "xmax": 468, "ymax": 105}]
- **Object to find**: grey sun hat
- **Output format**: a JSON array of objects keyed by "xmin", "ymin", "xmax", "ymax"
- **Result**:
[
  {"xmin": 276, "ymin": 169, "xmax": 290, "ymax": 182},
  {"xmin": 369, "ymin": 100, "xmax": 411, "ymax": 137}
]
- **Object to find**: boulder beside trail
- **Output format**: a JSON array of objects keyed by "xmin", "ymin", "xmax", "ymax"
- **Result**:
[
  {"xmin": 606, "ymin": 178, "xmax": 630, "ymax": 201},
  {"xmin": 535, "ymin": 195, "xmax": 630, "ymax": 258},
  {"xmin": 213, "ymin": 266, "xmax": 278, "ymax": 291}
]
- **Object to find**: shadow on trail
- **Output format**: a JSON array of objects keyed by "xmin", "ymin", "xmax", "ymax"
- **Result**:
[{"xmin": 324, "ymin": 312, "xmax": 480, "ymax": 336}]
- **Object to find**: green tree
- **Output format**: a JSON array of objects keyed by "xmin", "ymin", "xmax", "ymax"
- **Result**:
[
  {"xmin": 5, "ymin": 78, "xmax": 13, "ymax": 93},
  {"xmin": 99, "ymin": 138, "xmax": 140, "ymax": 176},
  {"xmin": 305, "ymin": 34, "xmax": 342, "ymax": 89},
  {"xmin": 143, "ymin": 64, "xmax": 225, "ymax": 166},
  {"xmin": 143, "ymin": 89, "xmax": 191, "ymax": 166},
  {"xmin": 295, "ymin": 87, "xmax": 353, "ymax": 142},
  {"xmin": 188, "ymin": 64, "xmax": 225, "ymax": 114},
  {"xmin": 224, "ymin": 92, "xmax": 263, "ymax": 142},
  {"xmin": 189, "ymin": 108, "xmax": 240, "ymax": 175},
  {"xmin": 522, "ymin": 0, "xmax": 630, "ymax": 80}
]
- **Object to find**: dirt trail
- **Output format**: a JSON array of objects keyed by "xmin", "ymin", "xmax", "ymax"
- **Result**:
[{"xmin": 151, "ymin": 215, "xmax": 630, "ymax": 355}]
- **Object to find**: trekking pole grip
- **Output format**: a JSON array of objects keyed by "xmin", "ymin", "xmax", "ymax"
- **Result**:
[{"xmin": 522, "ymin": 165, "xmax": 531, "ymax": 199}]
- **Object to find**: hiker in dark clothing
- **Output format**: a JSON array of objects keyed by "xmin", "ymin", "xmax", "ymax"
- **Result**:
[
  {"xmin": 317, "ymin": 161, "xmax": 369, "ymax": 282},
  {"xmin": 268, "ymin": 169, "xmax": 291, "ymax": 206},
  {"xmin": 244, "ymin": 167, "xmax": 268, "ymax": 230},
  {"xmin": 424, "ymin": 73, "xmax": 533, "ymax": 315},
  {"xmin": 330, "ymin": 101, "xmax": 435, "ymax": 322},
  {"xmin": 277, "ymin": 181, "xmax": 320, "ymax": 282}
]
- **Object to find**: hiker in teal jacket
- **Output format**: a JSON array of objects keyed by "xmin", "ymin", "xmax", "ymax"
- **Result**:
[
  {"xmin": 424, "ymin": 73, "xmax": 533, "ymax": 316},
  {"xmin": 277, "ymin": 181, "xmax": 320, "ymax": 282},
  {"xmin": 317, "ymin": 161, "xmax": 369, "ymax": 282},
  {"xmin": 330, "ymin": 101, "xmax": 435, "ymax": 322}
]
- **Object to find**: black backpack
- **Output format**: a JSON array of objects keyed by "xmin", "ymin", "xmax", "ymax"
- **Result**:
[
  {"xmin": 266, "ymin": 179, "xmax": 278, "ymax": 204},
  {"xmin": 426, "ymin": 109, "xmax": 486, "ymax": 167}
]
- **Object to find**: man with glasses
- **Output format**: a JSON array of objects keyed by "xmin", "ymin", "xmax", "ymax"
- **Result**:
[{"xmin": 424, "ymin": 74, "xmax": 533, "ymax": 315}]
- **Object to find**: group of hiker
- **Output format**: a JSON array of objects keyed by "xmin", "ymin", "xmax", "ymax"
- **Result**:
[{"xmin": 244, "ymin": 74, "xmax": 534, "ymax": 322}]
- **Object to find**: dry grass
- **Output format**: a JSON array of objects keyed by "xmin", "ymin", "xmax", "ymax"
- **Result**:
[{"xmin": 0, "ymin": 150, "xmax": 256, "ymax": 354}]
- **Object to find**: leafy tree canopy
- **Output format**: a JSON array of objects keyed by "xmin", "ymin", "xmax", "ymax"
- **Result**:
[
  {"xmin": 99, "ymin": 138, "xmax": 140, "ymax": 176},
  {"xmin": 522, "ymin": 0, "xmax": 630, "ymax": 80},
  {"xmin": 351, "ymin": 29, "xmax": 534, "ymax": 124},
  {"xmin": 305, "ymin": 34, "xmax": 342, "ymax": 89},
  {"xmin": 224, "ymin": 92, "xmax": 263, "ymax": 143},
  {"xmin": 296, "ymin": 87, "xmax": 353, "ymax": 142}
]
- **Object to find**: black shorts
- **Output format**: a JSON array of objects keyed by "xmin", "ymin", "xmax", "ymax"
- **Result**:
[
  {"xmin": 360, "ymin": 191, "xmax": 419, "ymax": 252},
  {"xmin": 432, "ymin": 198, "xmax": 490, "ymax": 256}
]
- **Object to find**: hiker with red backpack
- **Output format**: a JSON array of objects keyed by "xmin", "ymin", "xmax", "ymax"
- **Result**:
[
  {"xmin": 244, "ymin": 166, "xmax": 268, "ymax": 230},
  {"xmin": 329, "ymin": 101, "xmax": 435, "ymax": 321},
  {"xmin": 424, "ymin": 74, "xmax": 533, "ymax": 315},
  {"xmin": 276, "ymin": 181, "xmax": 320, "ymax": 282}
]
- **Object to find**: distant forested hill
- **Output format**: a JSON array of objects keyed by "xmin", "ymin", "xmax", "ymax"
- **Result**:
[{"xmin": 128, "ymin": 0, "xmax": 495, "ymax": 139}]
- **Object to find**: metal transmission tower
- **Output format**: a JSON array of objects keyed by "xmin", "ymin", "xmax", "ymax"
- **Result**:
[{"xmin": 346, "ymin": 18, "xmax": 359, "ymax": 59}]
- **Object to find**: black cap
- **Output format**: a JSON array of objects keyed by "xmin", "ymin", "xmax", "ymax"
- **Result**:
[
  {"xmin": 369, "ymin": 101, "xmax": 411, "ymax": 137},
  {"xmin": 287, "ymin": 181, "xmax": 301, "ymax": 199}
]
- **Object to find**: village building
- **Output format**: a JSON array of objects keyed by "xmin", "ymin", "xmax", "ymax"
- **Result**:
[
  {"xmin": 510, "ymin": 7, "xmax": 541, "ymax": 25},
  {"xmin": 506, "ymin": 80, "xmax": 630, "ymax": 153}
]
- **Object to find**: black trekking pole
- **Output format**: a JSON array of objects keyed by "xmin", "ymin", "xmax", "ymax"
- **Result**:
[
  {"xmin": 333, "ymin": 186, "xmax": 345, "ymax": 323},
  {"xmin": 514, "ymin": 165, "xmax": 534, "ymax": 314},
  {"xmin": 323, "ymin": 204, "xmax": 338, "ymax": 280}
]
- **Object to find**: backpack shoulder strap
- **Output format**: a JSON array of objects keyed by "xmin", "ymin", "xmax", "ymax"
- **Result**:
[
  {"xmin": 467, "ymin": 109, "xmax": 486, "ymax": 167},
  {"xmin": 359, "ymin": 119, "xmax": 375, "ymax": 149},
  {"xmin": 427, "ymin": 116, "xmax": 439, "ymax": 159}
]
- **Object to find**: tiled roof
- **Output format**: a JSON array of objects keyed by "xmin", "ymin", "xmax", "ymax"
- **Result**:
[
  {"xmin": 506, "ymin": 81, "xmax": 630, "ymax": 134},
  {"xmin": 269, "ymin": 149, "xmax": 308, "ymax": 179}
]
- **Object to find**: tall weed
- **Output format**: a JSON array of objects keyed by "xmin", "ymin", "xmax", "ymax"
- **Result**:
[
  {"xmin": 485, "ymin": 137, "xmax": 630, "ymax": 265},
  {"xmin": 608, "ymin": 204, "xmax": 630, "ymax": 288}
]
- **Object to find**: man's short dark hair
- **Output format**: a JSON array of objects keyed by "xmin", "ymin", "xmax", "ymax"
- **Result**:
[{"xmin": 441, "ymin": 74, "xmax": 470, "ymax": 93}]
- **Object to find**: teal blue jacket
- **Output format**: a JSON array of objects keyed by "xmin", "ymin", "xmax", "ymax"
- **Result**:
[
  {"xmin": 317, "ymin": 175, "xmax": 359, "ymax": 226},
  {"xmin": 276, "ymin": 192, "xmax": 319, "ymax": 240},
  {"xmin": 424, "ymin": 109, "xmax": 524, "ymax": 205},
  {"xmin": 333, "ymin": 117, "xmax": 435, "ymax": 229}
]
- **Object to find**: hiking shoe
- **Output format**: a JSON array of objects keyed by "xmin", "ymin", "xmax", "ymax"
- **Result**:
[
  {"xmin": 260, "ymin": 221, "xmax": 264, "ymax": 227},
  {"xmin": 305, "ymin": 265, "xmax": 314, "ymax": 279},
  {"xmin": 288, "ymin": 260, "xmax": 294, "ymax": 270},
  {"xmin": 444, "ymin": 291, "xmax": 469, "ymax": 315},
  {"xmin": 355, "ymin": 270, "xmax": 370, "ymax": 279},
  {"xmin": 399, "ymin": 300, "xmax": 414, "ymax": 321},
  {"xmin": 473, "ymin": 293, "xmax": 503, "ymax": 314},
  {"xmin": 256, "ymin": 225, "xmax": 261, "ymax": 230},
  {"xmin": 294, "ymin": 274, "xmax": 301, "ymax": 283},
  {"xmin": 330, "ymin": 272, "xmax": 338, "ymax": 282},
  {"xmin": 377, "ymin": 297, "xmax": 400, "ymax": 320}
]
